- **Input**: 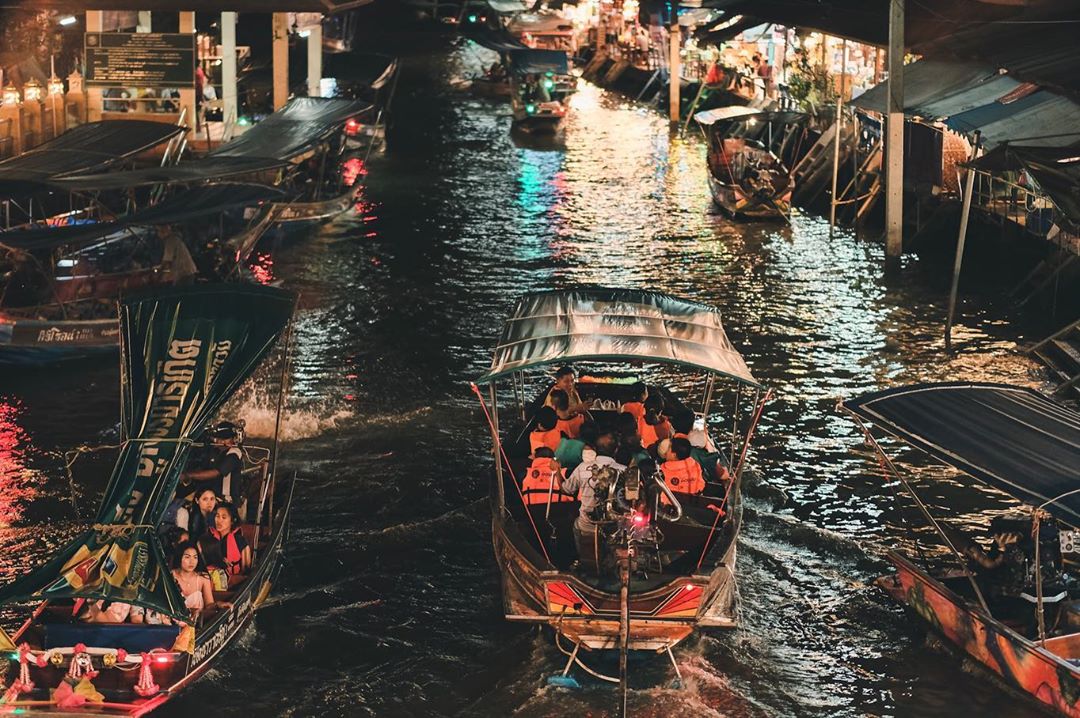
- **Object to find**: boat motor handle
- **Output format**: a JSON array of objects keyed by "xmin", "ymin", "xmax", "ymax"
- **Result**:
[{"xmin": 652, "ymin": 474, "xmax": 683, "ymax": 522}]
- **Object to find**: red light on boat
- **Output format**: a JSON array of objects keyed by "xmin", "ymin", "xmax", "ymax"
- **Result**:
[
  {"xmin": 345, "ymin": 118, "xmax": 362, "ymax": 136},
  {"xmin": 153, "ymin": 655, "xmax": 171, "ymax": 664},
  {"xmin": 631, "ymin": 512, "xmax": 646, "ymax": 526}
]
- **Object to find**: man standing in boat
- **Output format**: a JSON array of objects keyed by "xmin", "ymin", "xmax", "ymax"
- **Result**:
[
  {"xmin": 561, "ymin": 432, "xmax": 626, "ymax": 576},
  {"xmin": 180, "ymin": 421, "xmax": 245, "ymax": 508},
  {"xmin": 543, "ymin": 366, "xmax": 592, "ymax": 416}
]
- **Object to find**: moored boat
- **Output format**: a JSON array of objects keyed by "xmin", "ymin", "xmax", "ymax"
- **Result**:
[
  {"xmin": 695, "ymin": 107, "xmax": 794, "ymax": 220},
  {"xmin": 473, "ymin": 288, "xmax": 769, "ymax": 704},
  {"xmin": 0, "ymin": 283, "xmax": 296, "ymax": 715},
  {"xmin": 843, "ymin": 382, "xmax": 1080, "ymax": 718},
  {"xmin": 508, "ymin": 49, "xmax": 573, "ymax": 135}
]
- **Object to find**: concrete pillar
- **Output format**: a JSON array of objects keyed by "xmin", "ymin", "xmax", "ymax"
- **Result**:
[
  {"xmin": 668, "ymin": 22, "xmax": 680, "ymax": 123},
  {"xmin": 885, "ymin": 0, "xmax": 905, "ymax": 260},
  {"xmin": 137, "ymin": 11, "xmax": 151, "ymax": 32},
  {"xmin": 307, "ymin": 22, "xmax": 322, "ymax": 98},
  {"xmin": 221, "ymin": 12, "xmax": 238, "ymax": 123},
  {"xmin": 0, "ymin": 105, "xmax": 25, "ymax": 155},
  {"xmin": 272, "ymin": 13, "xmax": 290, "ymax": 110},
  {"xmin": 86, "ymin": 11, "xmax": 104, "ymax": 121}
]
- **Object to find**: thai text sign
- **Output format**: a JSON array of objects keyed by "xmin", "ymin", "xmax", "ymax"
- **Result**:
[{"xmin": 85, "ymin": 32, "xmax": 195, "ymax": 88}]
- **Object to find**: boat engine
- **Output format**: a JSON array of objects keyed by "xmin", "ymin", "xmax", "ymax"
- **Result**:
[{"xmin": 587, "ymin": 464, "xmax": 681, "ymax": 577}]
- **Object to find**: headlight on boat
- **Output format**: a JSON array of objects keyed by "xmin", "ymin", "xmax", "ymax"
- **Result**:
[
  {"xmin": 103, "ymin": 652, "xmax": 117, "ymax": 667},
  {"xmin": 50, "ymin": 652, "xmax": 64, "ymax": 667},
  {"xmin": 526, "ymin": 104, "xmax": 536, "ymax": 114}
]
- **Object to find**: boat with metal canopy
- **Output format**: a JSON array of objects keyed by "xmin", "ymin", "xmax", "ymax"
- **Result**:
[
  {"xmin": 0, "ymin": 283, "xmax": 296, "ymax": 716},
  {"xmin": 695, "ymin": 106, "xmax": 795, "ymax": 220},
  {"xmin": 473, "ymin": 288, "xmax": 769, "ymax": 708},
  {"xmin": 843, "ymin": 382, "xmax": 1080, "ymax": 718},
  {"xmin": 508, "ymin": 49, "xmax": 573, "ymax": 134}
]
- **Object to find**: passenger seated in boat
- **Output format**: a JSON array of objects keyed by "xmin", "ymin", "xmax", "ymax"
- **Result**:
[
  {"xmin": 639, "ymin": 395, "xmax": 672, "ymax": 449},
  {"xmin": 175, "ymin": 487, "xmax": 219, "ymax": 542},
  {"xmin": 614, "ymin": 413, "xmax": 649, "ymax": 466},
  {"xmin": 555, "ymin": 420, "xmax": 598, "ymax": 473},
  {"xmin": 543, "ymin": 365, "xmax": 591, "ymax": 415},
  {"xmin": 530, "ymin": 407, "xmax": 563, "ymax": 456},
  {"xmin": 669, "ymin": 413, "xmax": 730, "ymax": 482},
  {"xmin": 660, "ymin": 438, "xmax": 706, "ymax": 500},
  {"xmin": 80, "ymin": 600, "xmax": 134, "ymax": 624},
  {"xmin": 208, "ymin": 503, "xmax": 252, "ymax": 576},
  {"xmin": 962, "ymin": 520, "xmax": 1027, "ymax": 599},
  {"xmin": 620, "ymin": 383, "xmax": 648, "ymax": 423},
  {"xmin": 550, "ymin": 389, "xmax": 585, "ymax": 438},
  {"xmin": 522, "ymin": 447, "xmax": 573, "ymax": 505},
  {"xmin": 172, "ymin": 541, "xmax": 230, "ymax": 617},
  {"xmin": 180, "ymin": 421, "xmax": 244, "ymax": 506}
]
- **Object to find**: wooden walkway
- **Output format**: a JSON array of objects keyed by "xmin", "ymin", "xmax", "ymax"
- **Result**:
[{"xmin": 1028, "ymin": 317, "xmax": 1080, "ymax": 400}]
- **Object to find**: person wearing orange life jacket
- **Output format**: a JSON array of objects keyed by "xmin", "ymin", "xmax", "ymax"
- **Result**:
[
  {"xmin": 638, "ymin": 394, "xmax": 672, "ymax": 449},
  {"xmin": 620, "ymin": 382, "xmax": 648, "ymax": 423},
  {"xmin": 543, "ymin": 365, "xmax": 592, "ymax": 416},
  {"xmin": 550, "ymin": 389, "xmax": 584, "ymax": 439},
  {"xmin": 660, "ymin": 438, "xmax": 706, "ymax": 502},
  {"xmin": 521, "ymin": 447, "xmax": 574, "ymax": 505},
  {"xmin": 529, "ymin": 407, "xmax": 563, "ymax": 456},
  {"xmin": 208, "ymin": 502, "xmax": 251, "ymax": 575}
]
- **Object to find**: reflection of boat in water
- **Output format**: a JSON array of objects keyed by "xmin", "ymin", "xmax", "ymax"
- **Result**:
[
  {"xmin": 508, "ymin": 49, "xmax": 573, "ymax": 135},
  {"xmin": 475, "ymin": 289, "xmax": 769, "ymax": 708},
  {"xmin": 696, "ymin": 107, "xmax": 794, "ymax": 220},
  {"xmin": 843, "ymin": 383, "xmax": 1080, "ymax": 718},
  {"xmin": 0, "ymin": 284, "xmax": 296, "ymax": 716}
]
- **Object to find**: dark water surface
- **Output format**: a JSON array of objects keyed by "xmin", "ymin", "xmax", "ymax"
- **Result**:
[{"xmin": 0, "ymin": 32, "xmax": 1058, "ymax": 718}]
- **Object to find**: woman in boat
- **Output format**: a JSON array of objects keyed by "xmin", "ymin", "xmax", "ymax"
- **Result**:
[
  {"xmin": 209, "ymin": 503, "xmax": 252, "ymax": 576},
  {"xmin": 175, "ymin": 487, "xmax": 219, "ymax": 542},
  {"xmin": 172, "ymin": 541, "xmax": 230, "ymax": 617},
  {"xmin": 638, "ymin": 395, "xmax": 673, "ymax": 449}
]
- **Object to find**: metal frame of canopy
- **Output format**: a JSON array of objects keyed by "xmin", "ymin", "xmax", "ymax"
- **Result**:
[{"xmin": 842, "ymin": 381, "xmax": 1080, "ymax": 644}]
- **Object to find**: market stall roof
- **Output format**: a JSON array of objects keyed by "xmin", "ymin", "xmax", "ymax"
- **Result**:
[
  {"xmin": 0, "ymin": 183, "xmax": 283, "ymax": 253},
  {"xmin": 966, "ymin": 145, "xmax": 1080, "ymax": 230},
  {"xmin": 508, "ymin": 49, "xmax": 569, "ymax": 76},
  {"xmin": 844, "ymin": 383, "xmax": 1080, "ymax": 527},
  {"xmin": 477, "ymin": 288, "xmax": 759, "ymax": 386},
  {"xmin": 851, "ymin": 59, "xmax": 1080, "ymax": 148},
  {"xmin": 0, "ymin": 120, "xmax": 184, "ymax": 194}
]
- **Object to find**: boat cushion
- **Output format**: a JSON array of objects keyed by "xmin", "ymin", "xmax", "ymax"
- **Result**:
[{"xmin": 44, "ymin": 623, "xmax": 180, "ymax": 652}]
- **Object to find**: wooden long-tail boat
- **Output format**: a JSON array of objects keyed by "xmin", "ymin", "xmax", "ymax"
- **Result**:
[
  {"xmin": 0, "ymin": 284, "xmax": 297, "ymax": 715},
  {"xmin": 843, "ymin": 383, "xmax": 1080, "ymax": 718},
  {"xmin": 508, "ymin": 49, "xmax": 573, "ymax": 135},
  {"xmin": 473, "ymin": 288, "xmax": 769, "ymax": 709}
]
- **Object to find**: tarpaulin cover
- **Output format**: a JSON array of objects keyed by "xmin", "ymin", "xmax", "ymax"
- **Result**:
[
  {"xmin": 506, "ymin": 12, "xmax": 572, "ymax": 35},
  {"xmin": 465, "ymin": 25, "xmax": 528, "ymax": 53},
  {"xmin": 50, "ymin": 157, "xmax": 288, "ymax": 192},
  {"xmin": 508, "ymin": 49, "xmax": 570, "ymax": 77},
  {"xmin": 478, "ymin": 288, "xmax": 759, "ymax": 386},
  {"xmin": 0, "ymin": 120, "xmax": 184, "ymax": 194},
  {"xmin": 209, "ymin": 96, "xmax": 371, "ymax": 160},
  {"xmin": 0, "ymin": 183, "xmax": 283, "ymax": 253},
  {"xmin": 844, "ymin": 383, "xmax": 1080, "ymax": 526},
  {"xmin": 322, "ymin": 53, "xmax": 398, "ymax": 89},
  {"xmin": 946, "ymin": 91, "xmax": 1080, "ymax": 149},
  {"xmin": 694, "ymin": 106, "xmax": 764, "ymax": 126},
  {"xmin": 0, "ymin": 284, "xmax": 296, "ymax": 619},
  {"xmin": 486, "ymin": 0, "xmax": 530, "ymax": 14},
  {"xmin": 851, "ymin": 61, "xmax": 1010, "ymax": 117},
  {"xmin": 967, "ymin": 145, "xmax": 1080, "ymax": 230}
]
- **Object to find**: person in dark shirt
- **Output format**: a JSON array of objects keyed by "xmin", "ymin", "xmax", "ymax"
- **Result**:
[{"xmin": 181, "ymin": 422, "xmax": 244, "ymax": 505}]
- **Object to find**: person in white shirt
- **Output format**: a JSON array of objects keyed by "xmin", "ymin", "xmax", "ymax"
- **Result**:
[{"xmin": 560, "ymin": 433, "xmax": 625, "ymax": 574}]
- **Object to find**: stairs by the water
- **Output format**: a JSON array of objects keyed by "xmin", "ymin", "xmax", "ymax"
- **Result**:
[{"xmin": 1028, "ymin": 318, "xmax": 1080, "ymax": 399}]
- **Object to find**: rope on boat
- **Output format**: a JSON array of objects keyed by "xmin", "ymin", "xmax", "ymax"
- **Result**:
[
  {"xmin": 553, "ymin": 630, "xmax": 619, "ymax": 684},
  {"xmin": 470, "ymin": 383, "xmax": 551, "ymax": 564}
]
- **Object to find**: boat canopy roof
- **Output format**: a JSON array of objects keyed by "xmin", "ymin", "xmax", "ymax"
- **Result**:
[
  {"xmin": 0, "ymin": 120, "xmax": 185, "ymax": 195},
  {"xmin": 508, "ymin": 49, "xmax": 569, "ymax": 76},
  {"xmin": 844, "ymin": 382, "xmax": 1080, "ymax": 526},
  {"xmin": 693, "ymin": 106, "xmax": 763, "ymax": 125},
  {"xmin": 0, "ymin": 284, "xmax": 296, "ymax": 619},
  {"xmin": 477, "ymin": 288, "xmax": 759, "ymax": 386},
  {"xmin": 465, "ymin": 25, "xmax": 528, "ymax": 53},
  {"xmin": 0, "ymin": 183, "xmax": 282, "ymax": 253},
  {"xmin": 323, "ymin": 53, "xmax": 398, "ymax": 90}
]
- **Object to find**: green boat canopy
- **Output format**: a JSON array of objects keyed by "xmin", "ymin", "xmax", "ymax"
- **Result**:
[
  {"xmin": 0, "ymin": 284, "xmax": 296, "ymax": 619},
  {"xmin": 477, "ymin": 288, "xmax": 759, "ymax": 387}
]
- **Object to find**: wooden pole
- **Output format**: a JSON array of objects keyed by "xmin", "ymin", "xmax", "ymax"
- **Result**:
[
  {"xmin": 885, "ymin": 0, "xmax": 905, "ymax": 262},
  {"xmin": 669, "ymin": 21, "xmax": 680, "ymax": 123},
  {"xmin": 830, "ymin": 94, "xmax": 842, "ymax": 229},
  {"xmin": 272, "ymin": 13, "xmax": 290, "ymax": 111},
  {"xmin": 945, "ymin": 135, "xmax": 979, "ymax": 352}
]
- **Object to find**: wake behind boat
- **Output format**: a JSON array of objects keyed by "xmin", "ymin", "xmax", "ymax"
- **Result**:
[
  {"xmin": 473, "ymin": 288, "xmax": 768, "ymax": 710},
  {"xmin": 0, "ymin": 284, "xmax": 296, "ymax": 715},
  {"xmin": 844, "ymin": 383, "xmax": 1080, "ymax": 718}
]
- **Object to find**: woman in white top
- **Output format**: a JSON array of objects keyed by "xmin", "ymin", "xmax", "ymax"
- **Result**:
[{"xmin": 171, "ymin": 541, "xmax": 231, "ymax": 617}]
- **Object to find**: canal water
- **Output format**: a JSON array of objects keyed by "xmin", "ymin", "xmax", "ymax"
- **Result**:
[{"xmin": 0, "ymin": 30, "xmax": 1056, "ymax": 718}]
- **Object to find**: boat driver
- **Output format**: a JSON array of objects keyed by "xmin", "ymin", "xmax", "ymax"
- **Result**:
[
  {"xmin": 180, "ymin": 421, "xmax": 245, "ymax": 507},
  {"xmin": 543, "ymin": 365, "xmax": 592, "ymax": 416},
  {"xmin": 560, "ymin": 432, "xmax": 626, "ymax": 575}
]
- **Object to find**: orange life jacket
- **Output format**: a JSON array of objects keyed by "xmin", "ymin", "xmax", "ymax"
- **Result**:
[
  {"xmin": 521, "ymin": 457, "xmax": 573, "ymax": 504},
  {"xmin": 210, "ymin": 527, "xmax": 246, "ymax": 575},
  {"xmin": 621, "ymin": 401, "xmax": 646, "ymax": 422},
  {"xmin": 530, "ymin": 428, "xmax": 562, "ymax": 454},
  {"xmin": 556, "ymin": 413, "xmax": 584, "ymax": 439},
  {"xmin": 639, "ymin": 417, "xmax": 672, "ymax": 448},
  {"xmin": 661, "ymin": 458, "xmax": 705, "ymax": 497}
]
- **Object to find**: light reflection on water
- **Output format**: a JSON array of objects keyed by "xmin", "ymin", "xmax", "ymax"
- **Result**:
[{"xmin": 0, "ymin": 35, "xmax": 1056, "ymax": 718}]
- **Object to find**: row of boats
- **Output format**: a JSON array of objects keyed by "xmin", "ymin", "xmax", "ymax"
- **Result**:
[{"xmin": 0, "ymin": 56, "xmax": 397, "ymax": 367}]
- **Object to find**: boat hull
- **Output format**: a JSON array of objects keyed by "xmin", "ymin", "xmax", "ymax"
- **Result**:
[
  {"xmin": 879, "ymin": 550, "xmax": 1080, "ymax": 717},
  {"xmin": 706, "ymin": 172, "xmax": 791, "ymax": 220},
  {"xmin": 270, "ymin": 186, "xmax": 358, "ymax": 224},
  {"xmin": 0, "ymin": 316, "xmax": 119, "ymax": 366}
]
